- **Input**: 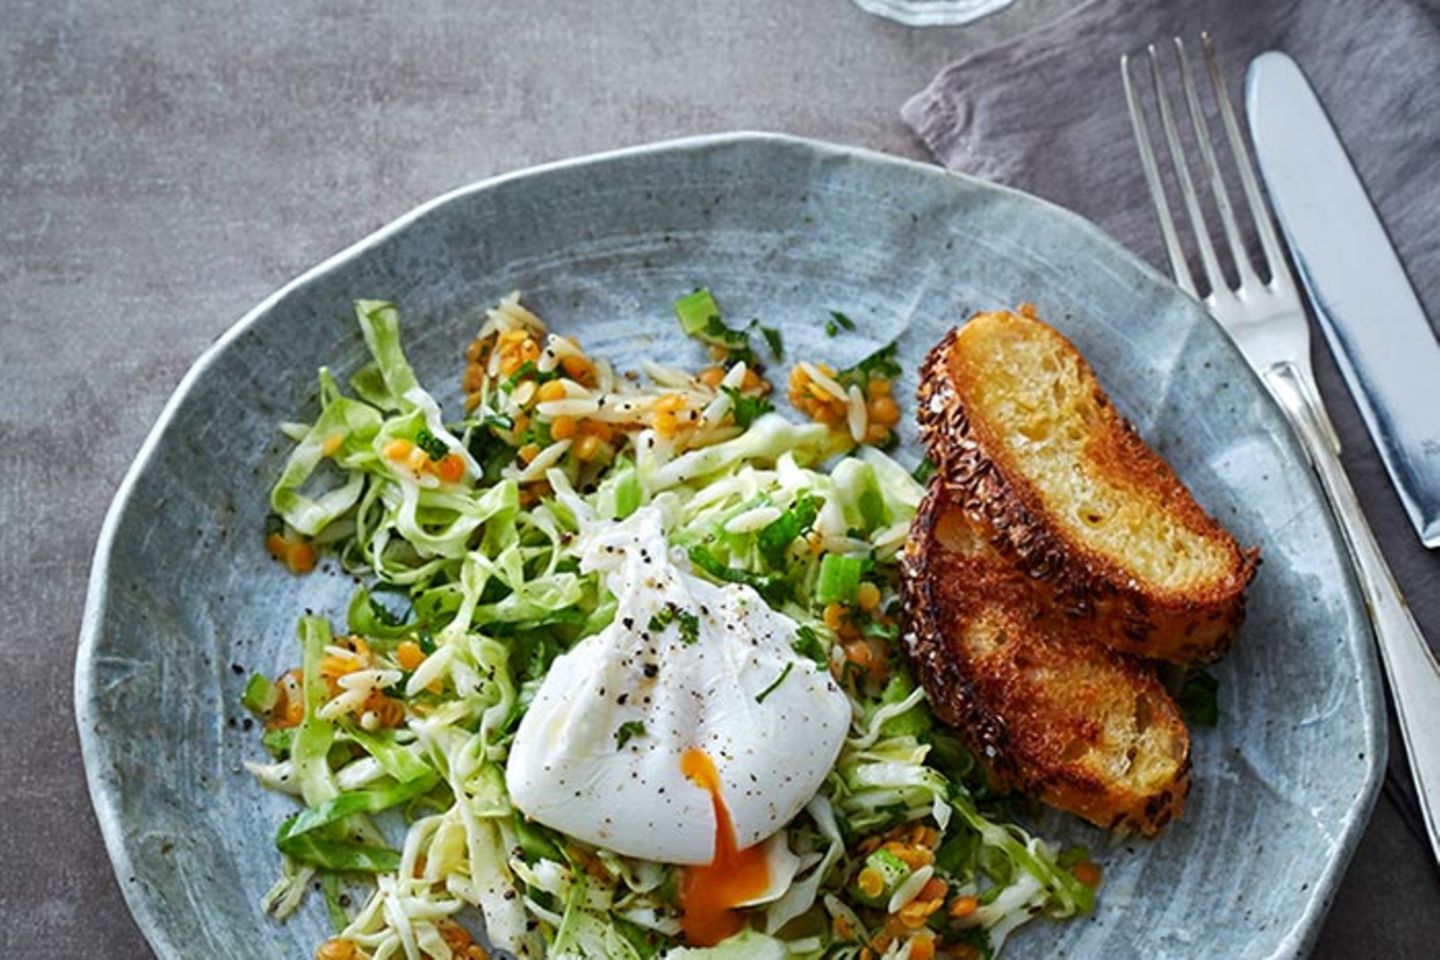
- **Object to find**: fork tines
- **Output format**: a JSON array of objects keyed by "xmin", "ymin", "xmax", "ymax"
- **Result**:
[{"xmin": 1121, "ymin": 34, "xmax": 1291, "ymax": 303}]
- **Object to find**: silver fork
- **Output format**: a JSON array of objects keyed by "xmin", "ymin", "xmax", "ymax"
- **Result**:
[{"xmin": 1123, "ymin": 34, "xmax": 1440, "ymax": 866}]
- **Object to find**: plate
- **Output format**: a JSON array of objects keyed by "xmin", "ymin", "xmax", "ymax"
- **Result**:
[{"xmin": 76, "ymin": 133, "xmax": 1383, "ymax": 958}]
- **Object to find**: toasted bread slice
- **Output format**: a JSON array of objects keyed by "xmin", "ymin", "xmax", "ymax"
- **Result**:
[
  {"xmin": 917, "ymin": 306, "xmax": 1258, "ymax": 665},
  {"xmin": 903, "ymin": 487, "xmax": 1190, "ymax": 835}
]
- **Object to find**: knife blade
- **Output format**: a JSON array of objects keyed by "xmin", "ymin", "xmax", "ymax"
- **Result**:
[{"xmin": 1246, "ymin": 51, "xmax": 1440, "ymax": 548}]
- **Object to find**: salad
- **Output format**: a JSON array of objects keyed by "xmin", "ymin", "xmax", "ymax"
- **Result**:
[{"xmin": 241, "ymin": 292, "xmax": 1100, "ymax": 960}]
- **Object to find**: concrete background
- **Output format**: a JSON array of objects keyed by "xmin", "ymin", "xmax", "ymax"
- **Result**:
[{"xmin": 2, "ymin": 0, "xmax": 1435, "ymax": 955}]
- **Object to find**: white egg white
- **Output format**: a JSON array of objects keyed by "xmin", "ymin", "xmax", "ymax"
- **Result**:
[{"xmin": 504, "ymin": 506, "xmax": 850, "ymax": 865}]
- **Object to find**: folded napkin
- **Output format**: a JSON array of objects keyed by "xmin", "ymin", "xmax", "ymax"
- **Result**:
[
  {"xmin": 902, "ymin": 0, "xmax": 1440, "ymax": 845},
  {"xmin": 902, "ymin": 0, "xmax": 1440, "ymax": 318}
]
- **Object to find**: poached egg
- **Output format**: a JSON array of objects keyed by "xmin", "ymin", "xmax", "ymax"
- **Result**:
[{"xmin": 504, "ymin": 506, "xmax": 850, "ymax": 943}]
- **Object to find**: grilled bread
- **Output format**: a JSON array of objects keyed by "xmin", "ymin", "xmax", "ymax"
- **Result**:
[
  {"xmin": 917, "ymin": 306, "xmax": 1258, "ymax": 665},
  {"xmin": 903, "ymin": 487, "xmax": 1191, "ymax": 835}
]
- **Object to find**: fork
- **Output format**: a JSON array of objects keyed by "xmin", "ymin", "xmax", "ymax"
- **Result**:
[{"xmin": 1122, "ymin": 34, "xmax": 1440, "ymax": 866}]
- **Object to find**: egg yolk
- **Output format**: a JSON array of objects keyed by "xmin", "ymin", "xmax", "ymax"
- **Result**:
[{"xmin": 678, "ymin": 747, "xmax": 771, "ymax": 946}]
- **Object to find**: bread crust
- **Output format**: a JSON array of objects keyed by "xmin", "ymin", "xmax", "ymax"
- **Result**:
[
  {"xmin": 902, "ymin": 487, "xmax": 1190, "ymax": 836},
  {"xmin": 916, "ymin": 308, "xmax": 1259, "ymax": 665}
]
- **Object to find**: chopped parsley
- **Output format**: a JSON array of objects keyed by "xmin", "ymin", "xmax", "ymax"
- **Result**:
[
  {"xmin": 647, "ymin": 606, "xmax": 676, "ymax": 633},
  {"xmin": 677, "ymin": 610, "xmax": 700, "ymax": 645},
  {"xmin": 757, "ymin": 494, "xmax": 819, "ymax": 569},
  {"xmin": 753, "ymin": 322, "xmax": 784, "ymax": 360},
  {"xmin": 414, "ymin": 428, "xmax": 449, "ymax": 461},
  {"xmin": 826, "ymin": 310, "xmax": 857, "ymax": 337},
  {"xmin": 840, "ymin": 341, "xmax": 902, "ymax": 386},
  {"xmin": 755, "ymin": 662, "xmax": 794, "ymax": 704},
  {"xmin": 674, "ymin": 290, "xmax": 784, "ymax": 367},
  {"xmin": 791, "ymin": 625, "xmax": 828, "ymax": 666},
  {"xmin": 687, "ymin": 545, "xmax": 791, "ymax": 605},
  {"xmin": 647, "ymin": 604, "xmax": 700, "ymax": 644},
  {"xmin": 703, "ymin": 316, "xmax": 752, "ymax": 359},
  {"xmin": 723, "ymin": 386, "xmax": 773, "ymax": 428},
  {"xmin": 499, "ymin": 361, "xmax": 558, "ymax": 393},
  {"xmin": 614, "ymin": 720, "xmax": 646, "ymax": 749}
]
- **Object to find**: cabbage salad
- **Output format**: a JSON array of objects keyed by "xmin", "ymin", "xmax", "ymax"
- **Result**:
[{"xmin": 242, "ymin": 293, "xmax": 1099, "ymax": 960}]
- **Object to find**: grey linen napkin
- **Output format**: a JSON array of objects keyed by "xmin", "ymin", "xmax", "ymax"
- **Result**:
[
  {"xmin": 902, "ymin": 0, "xmax": 1440, "ymax": 319},
  {"xmin": 902, "ymin": 0, "xmax": 1440, "ymax": 844}
]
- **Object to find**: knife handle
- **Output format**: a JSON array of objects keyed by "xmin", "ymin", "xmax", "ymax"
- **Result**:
[{"xmin": 1268, "ymin": 361, "xmax": 1440, "ymax": 865}]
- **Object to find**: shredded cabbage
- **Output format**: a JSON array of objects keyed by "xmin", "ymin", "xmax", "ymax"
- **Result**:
[{"xmin": 242, "ymin": 296, "xmax": 1097, "ymax": 960}]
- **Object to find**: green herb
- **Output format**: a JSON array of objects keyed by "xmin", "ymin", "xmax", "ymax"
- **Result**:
[
  {"xmin": 647, "ymin": 606, "xmax": 676, "ymax": 633},
  {"xmin": 753, "ymin": 322, "xmax": 784, "ymax": 360},
  {"xmin": 757, "ymin": 494, "xmax": 819, "ymax": 568},
  {"xmin": 723, "ymin": 386, "xmax": 773, "ymax": 428},
  {"xmin": 1177, "ymin": 668, "xmax": 1220, "ymax": 727},
  {"xmin": 826, "ymin": 310, "xmax": 857, "ymax": 337},
  {"xmin": 704, "ymin": 316, "xmax": 751, "ymax": 353},
  {"xmin": 791, "ymin": 625, "xmax": 828, "ymax": 666},
  {"xmin": 687, "ymin": 545, "xmax": 791, "ymax": 605},
  {"xmin": 646, "ymin": 603, "xmax": 700, "ymax": 644},
  {"xmin": 414, "ymin": 428, "xmax": 449, "ymax": 461},
  {"xmin": 500, "ymin": 360, "xmax": 537, "ymax": 391},
  {"xmin": 615, "ymin": 720, "xmax": 646, "ymax": 749},
  {"xmin": 500, "ymin": 360, "xmax": 557, "ymax": 393},
  {"xmin": 840, "ymin": 341, "xmax": 902, "ymax": 385},
  {"xmin": 912, "ymin": 456, "xmax": 936, "ymax": 484},
  {"xmin": 676, "ymin": 610, "xmax": 700, "ymax": 645},
  {"xmin": 755, "ymin": 662, "xmax": 794, "ymax": 704}
]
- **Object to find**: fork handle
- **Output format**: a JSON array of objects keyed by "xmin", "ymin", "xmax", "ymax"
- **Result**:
[{"xmin": 1267, "ymin": 360, "xmax": 1440, "ymax": 865}]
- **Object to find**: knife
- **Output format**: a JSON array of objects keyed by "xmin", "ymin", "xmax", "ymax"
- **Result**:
[{"xmin": 1246, "ymin": 51, "xmax": 1440, "ymax": 548}]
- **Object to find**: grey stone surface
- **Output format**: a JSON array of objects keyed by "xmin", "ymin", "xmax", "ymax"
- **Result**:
[{"xmin": 2, "ymin": 0, "xmax": 1435, "ymax": 956}]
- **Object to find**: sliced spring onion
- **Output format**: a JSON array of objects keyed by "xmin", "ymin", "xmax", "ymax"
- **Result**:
[
  {"xmin": 815, "ymin": 553, "xmax": 864, "ymax": 605},
  {"xmin": 241, "ymin": 673, "xmax": 277, "ymax": 716},
  {"xmin": 674, "ymin": 288, "xmax": 723, "ymax": 339}
]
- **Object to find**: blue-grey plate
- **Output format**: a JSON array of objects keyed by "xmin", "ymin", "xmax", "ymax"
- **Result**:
[{"xmin": 75, "ymin": 133, "xmax": 1383, "ymax": 959}]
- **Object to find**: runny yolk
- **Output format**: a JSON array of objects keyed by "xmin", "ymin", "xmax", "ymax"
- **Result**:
[{"xmin": 678, "ymin": 747, "xmax": 770, "ymax": 946}]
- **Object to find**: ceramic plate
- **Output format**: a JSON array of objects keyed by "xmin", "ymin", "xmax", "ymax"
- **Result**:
[{"xmin": 76, "ymin": 133, "xmax": 1383, "ymax": 958}]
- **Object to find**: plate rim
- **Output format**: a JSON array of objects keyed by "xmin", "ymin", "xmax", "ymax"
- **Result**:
[{"xmin": 73, "ymin": 130, "xmax": 1386, "ymax": 958}]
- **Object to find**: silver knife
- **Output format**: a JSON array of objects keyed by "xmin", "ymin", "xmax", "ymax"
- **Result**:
[{"xmin": 1246, "ymin": 51, "xmax": 1440, "ymax": 548}]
